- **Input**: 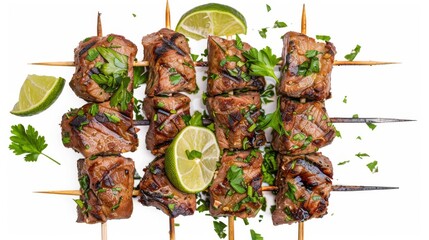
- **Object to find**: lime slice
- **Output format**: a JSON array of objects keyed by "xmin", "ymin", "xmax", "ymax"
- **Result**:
[
  {"xmin": 165, "ymin": 126, "xmax": 220, "ymax": 193},
  {"xmin": 11, "ymin": 74, "xmax": 65, "ymax": 116},
  {"xmin": 175, "ymin": 3, "xmax": 247, "ymax": 40}
]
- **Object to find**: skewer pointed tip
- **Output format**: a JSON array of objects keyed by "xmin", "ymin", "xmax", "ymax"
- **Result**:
[
  {"xmin": 332, "ymin": 185, "xmax": 399, "ymax": 191},
  {"xmin": 301, "ymin": 4, "xmax": 307, "ymax": 35},
  {"xmin": 165, "ymin": 0, "xmax": 171, "ymax": 29}
]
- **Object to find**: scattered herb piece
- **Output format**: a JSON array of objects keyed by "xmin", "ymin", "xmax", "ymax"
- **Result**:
[
  {"xmin": 190, "ymin": 53, "xmax": 199, "ymax": 62},
  {"xmin": 266, "ymin": 4, "xmax": 271, "ymax": 12},
  {"xmin": 213, "ymin": 220, "xmax": 227, "ymax": 239},
  {"xmin": 111, "ymin": 196, "xmax": 123, "ymax": 211},
  {"xmin": 335, "ymin": 129, "xmax": 342, "ymax": 138},
  {"xmin": 243, "ymin": 46, "xmax": 280, "ymax": 83},
  {"xmin": 104, "ymin": 112, "xmax": 120, "ymax": 123},
  {"xmin": 284, "ymin": 182, "xmax": 298, "ymax": 203},
  {"xmin": 185, "ymin": 150, "xmax": 202, "ymax": 160},
  {"xmin": 243, "ymin": 218, "xmax": 249, "ymax": 225},
  {"xmin": 316, "ymin": 35, "xmax": 331, "ymax": 41},
  {"xmin": 235, "ymin": 34, "xmax": 243, "ymax": 50},
  {"xmin": 227, "ymin": 165, "xmax": 246, "ymax": 194},
  {"xmin": 110, "ymin": 76, "xmax": 133, "ymax": 111},
  {"xmin": 273, "ymin": 20, "xmax": 287, "ymax": 28},
  {"xmin": 168, "ymin": 203, "xmax": 175, "ymax": 211},
  {"xmin": 366, "ymin": 122, "xmax": 377, "ymax": 130},
  {"xmin": 338, "ymin": 160, "xmax": 350, "ymax": 165},
  {"xmin": 107, "ymin": 35, "xmax": 115, "ymax": 43},
  {"xmin": 352, "ymin": 114, "xmax": 359, "ymax": 118},
  {"xmin": 132, "ymin": 13, "xmax": 136, "ymax": 17},
  {"xmin": 356, "ymin": 136, "xmax": 362, "ymax": 140},
  {"xmin": 262, "ymin": 146, "xmax": 277, "ymax": 185},
  {"xmin": 355, "ymin": 152, "xmax": 370, "ymax": 159},
  {"xmin": 297, "ymin": 50, "xmax": 321, "ymax": 76},
  {"xmin": 258, "ymin": 28, "xmax": 268, "ymax": 38},
  {"xmin": 257, "ymin": 98, "xmax": 286, "ymax": 135},
  {"xmin": 344, "ymin": 44, "xmax": 361, "ymax": 61},
  {"xmin": 312, "ymin": 195, "xmax": 322, "ymax": 201},
  {"xmin": 88, "ymin": 104, "xmax": 99, "ymax": 116},
  {"xmin": 183, "ymin": 111, "xmax": 203, "ymax": 127},
  {"xmin": 250, "ymin": 229, "xmax": 264, "ymax": 240},
  {"xmin": 343, "ymin": 96, "xmax": 347, "ymax": 103},
  {"xmin": 169, "ymin": 74, "xmax": 182, "ymax": 85},
  {"xmin": 261, "ymin": 84, "xmax": 275, "ymax": 104},
  {"xmin": 9, "ymin": 124, "xmax": 60, "ymax": 165},
  {"xmin": 86, "ymin": 48, "xmax": 99, "ymax": 61},
  {"xmin": 133, "ymin": 98, "xmax": 144, "ymax": 121},
  {"xmin": 367, "ymin": 160, "xmax": 379, "ymax": 173},
  {"xmin": 133, "ymin": 66, "xmax": 148, "ymax": 88}
]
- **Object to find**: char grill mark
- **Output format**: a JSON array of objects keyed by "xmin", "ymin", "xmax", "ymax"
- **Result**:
[
  {"xmin": 143, "ymin": 93, "xmax": 190, "ymax": 156},
  {"xmin": 279, "ymin": 31, "xmax": 336, "ymax": 101},
  {"xmin": 271, "ymin": 97, "xmax": 336, "ymax": 155},
  {"xmin": 206, "ymin": 92, "xmax": 266, "ymax": 150},
  {"xmin": 61, "ymin": 101, "xmax": 138, "ymax": 158},
  {"xmin": 209, "ymin": 151, "xmax": 264, "ymax": 218},
  {"xmin": 76, "ymin": 156, "xmax": 135, "ymax": 224},
  {"xmin": 142, "ymin": 28, "xmax": 196, "ymax": 96},
  {"xmin": 139, "ymin": 157, "xmax": 196, "ymax": 218},
  {"xmin": 207, "ymin": 36, "xmax": 265, "ymax": 96},
  {"xmin": 272, "ymin": 153, "xmax": 333, "ymax": 225},
  {"xmin": 70, "ymin": 34, "xmax": 137, "ymax": 103}
]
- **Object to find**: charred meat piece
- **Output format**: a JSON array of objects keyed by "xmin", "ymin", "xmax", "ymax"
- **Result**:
[
  {"xmin": 143, "ymin": 93, "xmax": 190, "ymax": 156},
  {"xmin": 209, "ymin": 150, "xmax": 264, "ymax": 219},
  {"xmin": 278, "ymin": 31, "xmax": 336, "ymax": 101},
  {"xmin": 271, "ymin": 97, "xmax": 335, "ymax": 155},
  {"xmin": 76, "ymin": 155, "xmax": 135, "ymax": 224},
  {"xmin": 207, "ymin": 36, "xmax": 265, "ymax": 96},
  {"xmin": 139, "ymin": 157, "xmax": 196, "ymax": 217},
  {"xmin": 272, "ymin": 153, "xmax": 333, "ymax": 225},
  {"xmin": 61, "ymin": 101, "xmax": 138, "ymax": 158},
  {"xmin": 206, "ymin": 92, "xmax": 266, "ymax": 150},
  {"xmin": 142, "ymin": 28, "xmax": 196, "ymax": 96},
  {"xmin": 70, "ymin": 34, "xmax": 137, "ymax": 102}
]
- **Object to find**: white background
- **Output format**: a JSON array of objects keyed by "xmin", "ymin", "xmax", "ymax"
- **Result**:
[{"xmin": 0, "ymin": 0, "xmax": 427, "ymax": 239}]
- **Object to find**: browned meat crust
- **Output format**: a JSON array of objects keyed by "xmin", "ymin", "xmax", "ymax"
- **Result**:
[
  {"xmin": 70, "ymin": 34, "xmax": 137, "ymax": 102},
  {"xmin": 207, "ymin": 36, "xmax": 265, "ymax": 96},
  {"xmin": 61, "ymin": 101, "xmax": 138, "ymax": 158},
  {"xmin": 76, "ymin": 156, "xmax": 135, "ymax": 224},
  {"xmin": 209, "ymin": 150, "xmax": 264, "ymax": 218},
  {"xmin": 271, "ymin": 97, "xmax": 335, "ymax": 155},
  {"xmin": 142, "ymin": 28, "xmax": 196, "ymax": 96},
  {"xmin": 138, "ymin": 157, "xmax": 196, "ymax": 218},
  {"xmin": 272, "ymin": 153, "xmax": 333, "ymax": 225},
  {"xmin": 143, "ymin": 93, "xmax": 190, "ymax": 155},
  {"xmin": 206, "ymin": 92, "xmax": 266, "ymax": 150},
  {"xmin": 278, "ymin": 31, "xmax": 336, "ymax": 101}
]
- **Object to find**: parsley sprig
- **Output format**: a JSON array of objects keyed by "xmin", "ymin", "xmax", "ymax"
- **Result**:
[
  {"xmin": 256, "ymin": 98, "xmax": 287, "ymax": 135},
  {"xmin": 9, "ymin": 124, "xmax": 60, "ymax": 165},
  {"xmin": 242, "ymin": 47, "xmax": 281, "ymax": 83}
]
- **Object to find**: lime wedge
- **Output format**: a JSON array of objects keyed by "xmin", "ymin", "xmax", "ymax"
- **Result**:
[
  {"xmin": 11, "ymin": 74, "xmax": 65, "ymax": 116},
  {"xmin": 165, "ymin": 126, "xmax": 220, "ymax": 193},
  {"xmin": 175, "ymin": 3, "xmax": 247, "ymax": 40}
]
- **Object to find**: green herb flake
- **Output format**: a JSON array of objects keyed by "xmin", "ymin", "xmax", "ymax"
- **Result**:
[
  {"xmin": 169, "ymin": 74, "xmax": 182, "ymax": 85},
  {"xmin": 352, "ymin": 114, "xmax": 359, "ymax": 118},
  {"xmin": 338, "ymin": 160, "xmax": 350, "ymax": 165},
  {"xmin": 243, "ymin": 218, "xmax": 249, "ymax": 225},
  {"xmin": 345, "ymin": 44, "xmax": 361, "ymax": 61},
  {"xmin": 250, "ymin": 229, "xmax": 264, "ymax": 240},
  {"xmin": 107, "ymin": 35, "xmax": 115, "ymax": 43},
  {"xmin": 335, "ymin": 129, "xmax": 342, "ymax": 138},
  {"xmin": 227, "ymin": 165, "xmax": 246, "ymax": 194},
  {"xmin": 220, "ymin": 59, "xmax": 227, "ymax": 67},
  {"xmin": 366, "ymin": 122, "xmax": 377, "ymax": 130},
  {"xmin": 242, "ymin": 137, "xmax": 250, "ymax": 150},
  {"xmin": 89, "ymin": 104, "xmax": 99, "ymax": 116},
  {"xmin": 355, "ymin": 152, "xmax": 370, "ymax": 159},
  {"xmin": 343, "ymin": 96, "xmax": 347, "ymax": 103},
  {"xmin": 284, "ymin": 182, "xmax": 298, "ymax": 203},
  {"xmin": 356, "ymin": 136, "xmax": 362, "ymax": 140},
  {"xmin": 132, "ymin": 13, "xmax": 136, "ymax": 17},
  {"xmin": 168, "ymin": 203, "xmax": 175, "ymax": 211},
  {"xmin": 274, "ymin": 20, "xmax": 287, "ymax": 28},
  {"xmin": 266, "ymin": 4, "xmax": 271, "ymax": 12},
  {"xmin": 74, "ymin": 199, "xmax": 84, "ymax": 209},
  {"xmin": 258, "ymin": 28, "xmax": 268, "ymax": 39},
  {"xmin": 242, "ymin": 46, "xmax": 280, "ymax": 83},
  {"xmin": 292, "ymin": 133, "xmax": 306, "ymax": 141},
  {"xmin": 157, "ymin": 102, "xmax": 165, "ymax": 108},
  {"xmin": 316, "ymin": 35, "xmax": 331, "ymax": 42},
  {"xmin": 86, "ymin": 48, "xmax": 99, "ymax": 61},
  {"xmin": 185, "ymin": 150, "xmax": 202, "ymax": 160},
  {"xmin": 104, "ymin": 112, "xmax": 120, "ymax": 123},
  {"xmin": 235, "ymin": 34, "xmax": 243, "ymax": 50},
  {"xmin": 367, "ymin": 160, "xmax": 379, "ymax": 173},
  {"xmin": 213, "ymin": 220, "xmax": 227, "ymax": 239},
  {"xmin": 9, "ymin": 124, "xmax": 60, "ymax": 165},
  {"xmin": 111, "ymin": 196, "xmax": 123, "ymax": 211},
  {"xmin": 133, "ymin": 66, "xmax": 148, "ymax": 88},
  {"xmin": 312, "ymin": 195, "xmax": 322, "ymax": 201},
  {"xmin": 191, "ymin": 53, "xmax": 199, "ymax": 62}
]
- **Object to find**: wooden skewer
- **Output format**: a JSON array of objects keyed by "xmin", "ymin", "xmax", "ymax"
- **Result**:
[
  {"xmin": 101, "ymin": 222, "xmax": 107, "ymax": 240},
  {"xmin": 169, "ymin": 217, "xmax": 175, "ymax": 240},
  {"xmin": 228, "ymin": 216, "xmax": 235, "ymax": 240},
  {"xmin": 97, "ymin": 12, "xmax": 102, "ymax": 37},
  {"xmin": 298, "ymin": 222, "xmax": 304, "ymax": 240},
  {"xmin": 165, "ymin": 0, "xmax": 171, "ymax": 29}
]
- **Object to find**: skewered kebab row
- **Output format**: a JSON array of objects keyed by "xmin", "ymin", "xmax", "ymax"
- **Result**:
[
  {"xmin": 272, "ymin": 153, "xmax": 333, "ymax": 225},
  {"xmin": 76, "ymin": 155, "xmax": 135, "ymax": 223},
  {"xmin": 70, "ymin": 34, "xmax": 137, "ymax": 107},
  {"xmin": 207, "ymin": 36, "xmax": 265, "ymax": 96},
  {"xmin": 279, "ymin": 31, "xmax": 336, "ymax": 101},
  {"xmin": 61, "ymin": 101, "xmax": 138, "ymax": 158},
  {"xmin": 142, "ymin": 28, "xmax": 197, "ymax": 96},
  {"xmin": 271, "ymin": 97, "xmax": 336, "ymax": 155},
  {"xmin": 139, "ymin": 156, "xmax": 196, "ymax": 217}
]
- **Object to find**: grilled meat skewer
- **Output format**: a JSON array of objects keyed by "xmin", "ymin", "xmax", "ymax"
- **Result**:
[
  {"xmin": 76, "ymin": 155, "xmax": 135, "ymax": 224},
  {"xmin": 139, "ymin": 156, "xmax": 196, "ymax": 217}
]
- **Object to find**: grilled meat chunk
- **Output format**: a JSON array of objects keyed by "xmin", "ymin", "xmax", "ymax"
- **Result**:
[
  {"xmin": 143, "ymin": 93, "xmax": 190, "ymax": 155},
  {"xmin": 207, "ymin": 36, "xmax": 265, "ymax": 96},
  {"xmin": 142, "ymin": 28, "xmax": 196, "ymax": 96},
  {"xmin": 139, "ymin": 157, "xmax": 196, "ymax": 217},
  {"xmin": 272, "ymin": 153, "xmax": 333, "ymax": 225},
  {"xmin": 209, "ymin": 150, "xmax": 264, "ymax": 218},
  {"xmin": 271, "ymin": 97, "xmax": 335, "ymax": 155},
  {"xmin": 70, "ymin": 34, "xmax": 137, "ymax": 102},
  {"xmin": 206, "ymin": 92, "xmax": 266, "ymax": 150},
  {"xmin": 76, "ymin": 155, "xmax": 135, "ymax": 224},
  {"xmin": 279, "ymin": 31, "xmax": 336, "ymax": 101},
  {"xmin": 61, "ymin": 101, "xmax": 138, "ymax": 158}
]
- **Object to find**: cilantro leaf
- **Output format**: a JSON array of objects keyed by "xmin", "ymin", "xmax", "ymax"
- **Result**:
[
  {"xmin": 355, "ymin": 152, "xmax": 370, "ymax": 159},
  {"xmin": 9, "ymin": 124, "xmax": 60, "ymax": 165},
  {"xmin": 316, "ymin": 35, "xmax": 331, "ymax": 42},
  {"xmin": 250, "ymin": 229, "xmax": 264, "ymax": 240},
  {"xmin": 367, "ymin": 160, "xmax": 379, "ymax": 173},
  {"xmin": 133, "ymin": 66, "xmax": 148, "ymax": 89},
  {"xmin": 185, "ymin": 150, "xmax": 202, "ymax": 160},
  {"xmin": 242, "ymin": 47, "xmax": 280, "ymax": 83},
  {"xmin": 110, "ymin": 76, "xmax": 133, "ymax": 111},
  {"xmin": 344, "ymin": 44, "xmax": 361, "ymax": 61},
  {"xmin": 366, "ymin": 122, "xmax": 377, "ymax": 130},
  {"xmin": 262, "ymin": 146, "xmax": 277, "ymax": 185},
  {"xmin": 213, "ymin": 220, "xmax": 227, "ymax": 239},
  {"xmin": 273, "ymin": 20, "xmax": 287, "ymax": 28},
  {"xmin": 258, "ymin": 28, "xmax": 268, "ymax": 38},
  {"xmin": 266, "ymin": 4, "xmax": 271, "ymax": 12},
  {"xmin": 338, "ymin": 160, "xmax": 350, "ymax": 165},
  {"xmin": 96, "ymin": 47, "xmax": 128, "ymax": 75},
  {"xmin": 183, "ymin": 111, "xmax": 204, "ymax": 127},
  {"xmin": 257, "ymin": 98, "xmax": 287, "ymax": 135},
  {"xmin": 227, "ymin": 165, "xmax": 246, "ymax": 194}
]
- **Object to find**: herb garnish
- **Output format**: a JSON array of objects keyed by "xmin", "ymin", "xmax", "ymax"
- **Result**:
[
  {"xmin": 243, "ymin": 46, "xmax": 280, "ymax": 83},
  {"xmin": 185, "ymin": 150, "xmax": 202, "ymax": 160},
  {"xmin": 316, "ymin": 35, "xmax": 331, "ymax": 42},
  {"xmin": 343, "ymin": 96, "xmax": 348, "ymax": 103},
  {"xmin": 258, "ymin": 28, "xmax": 268, "ymax": 38},
  {"xmin": 256, "ymin": 98, "xmax": 287, "ymax": 135},
  {"xmin": 235, "ymin": 34, "xmax": 243, "ymax": 50},
  {"xmin": 367, "ymin": 160, "xmax": 378, "ymax": 173},
  {"xmin": 9, "ymin": 124, "xmax": 60, "ymax": 165},
  {"xmin": 133, "ymin": 66, "xmax": 148, "ymax": 88},
  {"xmin": 86, "ymin": 48, "xmax": 99, "ymax": 61},
  {"xmin": 104, "ymin": 112, "xmax": 120, "ymax": 123},
  {"xmin": 366, "ymin": 122, "xmax": 377, "ymax": 130},
  {"xmin": 262, "ymin": 146, "xmax": 277, "ymax": 185},
  {"xmin": 261, "ymin": 84, "xmax": 275, "ymax": 104},
  {"xmin": 355, "ymin": 152, "xmax": 370, "ymax": 159},
  {"xmin": 266, "ymin": 4, "xmax": 271, "ymax": 12},
  {"xmin": 250, "ymin": 229, "xmax": 264, "ymax": 240},
  {"xmin": 297, "ymin": 50, "xmax": 321, "ymax": 76},
  {"xmin": 344, "ymin": 44, "xmax": 361, "ymax": 61},
  {"xmin": 338, "ymin": 160, "xmax": 350, "ymax": 165},
  {"xmin": 88, "ymin": 104, "xmax": 99, "ymax": 116},
  {"xmin": 273, "ymin": 20, "xmax": 287, "ymax": 28},
  {"xmin": 227, "ymin": 165, "xmax": 246, "ymax": 194},
  {"xmin": 213, "ymin": 220, "xmax": 227, "ymax": 239}
]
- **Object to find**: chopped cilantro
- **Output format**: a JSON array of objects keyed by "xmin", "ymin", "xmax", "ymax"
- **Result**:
[
  {"xmin": 344, "ymin": 44, "xmax": 361, "ymax": 61},
  {"xmin": 355, "ymin": 152, "xmax": 370, "ymax": 159},
  {"xmin": 338, "ymin": 160, "xmax": 350, "ymax": 165},
  {"xmin": 366, "ymin": 122, "xmax": 377, "ymax": 130},
  {"xmin": 367, "ymin": 160, "xmax": 379, "ymax": 173},
  {"xmin": 213, "ymin": 220, "xmax": 227, "ymax": 239},
  {"xmin": 273, "ymin": 20, "xmax": 287, "ymax": 28},
  {"xmin": 258, "ymin": 28, "xmax": 268, "ymax": 38},
  {"xmin": 316, "ymin": 35, "xmax": 331, "ymax": 41}
]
